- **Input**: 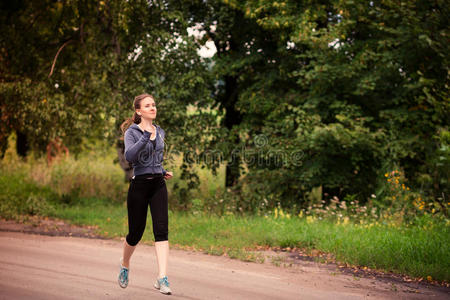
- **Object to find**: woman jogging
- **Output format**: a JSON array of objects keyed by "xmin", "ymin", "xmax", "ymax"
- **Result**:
[{"xmin": 118, "ymin": 93, "xmax": 173, "ymax": 295}]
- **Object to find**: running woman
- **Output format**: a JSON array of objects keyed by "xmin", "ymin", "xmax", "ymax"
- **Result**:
[{"xmin": 118, "ymin": 93, "xmax": 173, "ymax": 295}]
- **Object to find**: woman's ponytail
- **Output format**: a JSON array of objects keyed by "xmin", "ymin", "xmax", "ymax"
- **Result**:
[{"xmin": 120, "ymin": 117, "xmax": 133, "ymax": 135}]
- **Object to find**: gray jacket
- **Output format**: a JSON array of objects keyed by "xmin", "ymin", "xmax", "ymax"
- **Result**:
[{"xmin": 124, "ymin": 123, "xmax": 167, "ymax": 176}]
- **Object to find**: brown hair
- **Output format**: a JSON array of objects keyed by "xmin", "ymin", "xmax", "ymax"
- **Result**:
[{"xmin": 120, "ymin": 93, "xmax": 154, "ymax": 134}]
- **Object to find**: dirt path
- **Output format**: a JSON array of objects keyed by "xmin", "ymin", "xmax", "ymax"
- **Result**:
[{"xmin": 0, "ymin": 230, "xmax": 448, "ymax": 300}]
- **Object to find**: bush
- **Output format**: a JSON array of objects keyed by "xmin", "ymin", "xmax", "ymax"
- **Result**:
[{"xmin": 0, "ymin": 172, "xmax": 57, "ymax": 219}]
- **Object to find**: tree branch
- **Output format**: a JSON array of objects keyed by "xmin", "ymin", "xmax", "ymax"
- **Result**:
[{"xmin": 48, "ymin": 40, "xmax": 73, "ymax": 78}]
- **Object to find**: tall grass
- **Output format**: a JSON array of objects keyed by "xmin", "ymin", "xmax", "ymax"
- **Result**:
[{"xmin": 1, "ymin": 134, "xmax": 128, "ymax": 203}]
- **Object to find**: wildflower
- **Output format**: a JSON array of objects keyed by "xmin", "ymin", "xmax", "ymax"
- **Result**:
[
  {"xmin": 427, "ymin": 276, "xmax": 432, "ymax": 282},
  {"xmin": 384, "ymin": 173, "xmax": 388, "ymax": 177},
  {"xmin": 371, "ymin": 194, "xmax": 376, "ymax": 198}
]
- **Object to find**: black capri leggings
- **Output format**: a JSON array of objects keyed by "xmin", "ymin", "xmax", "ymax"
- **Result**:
[{"xmin": 126, "ymin": 173, "xmax": 169, "ymax": 246}]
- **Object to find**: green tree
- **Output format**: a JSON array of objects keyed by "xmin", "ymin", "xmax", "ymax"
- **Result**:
[
  {"xmin": 183, "ymin": 0, "xmax": 449, "ymax": 210},
  {"xmin": 238, "ymin": 0, "xmax": 449, "ymax": 208},
  {"xmin": 0, "ymin": 0, "xmax": 219, "ymax": 208},
  {"xmin": 1, "ymin": 0, "xmax": 214, "ymax": 152}
]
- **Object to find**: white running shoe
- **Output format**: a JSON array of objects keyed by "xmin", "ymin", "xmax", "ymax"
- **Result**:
[
  {"xmin": 118, "ymin": 258, "xmax": 129, "ymax": 288},
  {"xmin": 154, "ymin": 276, "xmax": 172, "ymax": 295}
]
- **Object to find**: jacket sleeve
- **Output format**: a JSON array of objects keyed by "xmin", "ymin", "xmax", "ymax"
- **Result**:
[
  {"xmin": 160, "ymin": 128, "xmax": 167, "ymax": 176},
  {"xmin": 124, "ymin": 129, "xmax": 151, "ymax": 163}
]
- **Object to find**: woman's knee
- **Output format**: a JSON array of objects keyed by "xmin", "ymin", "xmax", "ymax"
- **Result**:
[
  {"xmin": 153, "ymin": 220, "xmax": 168, "ymax": 242},
  {"xmin": 126, "ymin": 231, "xmax": 144, "ymax": 246},
  {"xmin": 154, "ymin": 233, "xmax": 168, "ymax": 242}
]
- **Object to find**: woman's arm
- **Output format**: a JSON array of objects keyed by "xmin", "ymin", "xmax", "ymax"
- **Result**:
[
  {"xmin": 160, "ymin": 128, "xmax": 167, "ymax": 175},
  {"xmin": 124, "ymin": 130, "xmax": 151, "ymax": 163},
  {"xmin": 159, "ymin": 128, "xmax": 173, "ymax": 179}
]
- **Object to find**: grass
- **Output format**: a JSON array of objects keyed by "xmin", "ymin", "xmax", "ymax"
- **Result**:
[{"xmin": 50, "ymin": 203, "xmax": 449, "ymax": 281}]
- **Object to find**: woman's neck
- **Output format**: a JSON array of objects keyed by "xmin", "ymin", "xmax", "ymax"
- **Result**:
[{"xmin": 138, "ymin": 119, "xmax": 155, "ymax": 132}]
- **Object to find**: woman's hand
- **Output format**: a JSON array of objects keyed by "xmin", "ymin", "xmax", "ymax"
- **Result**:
[{"xmin": 164, "ymin": 171, "xmax": 173, "ymax": 180}]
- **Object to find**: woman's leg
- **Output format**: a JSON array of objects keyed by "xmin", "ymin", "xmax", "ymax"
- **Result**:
[
  {"xmin": 122, "ymin": 240, "xmax": 136, "ymax": 268},
  {"xmin": 155, "ymin": 240, "xmax": 169, "ymax": 278},
  {"xmin": 123, "ymin": 180, "xmax": 150, "ymax": 267},
  {"xmin": 149, "ymin": 178, "xmax": 169, "ymax": 278}
]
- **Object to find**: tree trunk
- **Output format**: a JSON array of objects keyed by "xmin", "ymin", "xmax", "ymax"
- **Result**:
[
  {"xmin": 16, "ymin": 130, "xmax": 29, "ymax": 157},
  {"xmin": 222, "ymin": 75, "xmax": 242, "ymax": 187}
]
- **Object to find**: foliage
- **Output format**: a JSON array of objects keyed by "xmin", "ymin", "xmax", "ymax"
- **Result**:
[
  {"xmin": 0, "ymin": 0, "xmax": 216, "ymax": 151},
  {"xmin": 1, "ymin": 0, "xmax": 449, "ymax": 211},
  {"xmin": 194, "ymin": 0, "xmax": 450, "ymax": 208},
  {"xmin": 0, "ymin": 0, "xmax": 223, "ymax": 206}
]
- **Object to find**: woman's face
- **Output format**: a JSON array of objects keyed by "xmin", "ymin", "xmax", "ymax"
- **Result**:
[{"xmin": 137, "ymin": 97, "xmax": 157, "ymax": 120}]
